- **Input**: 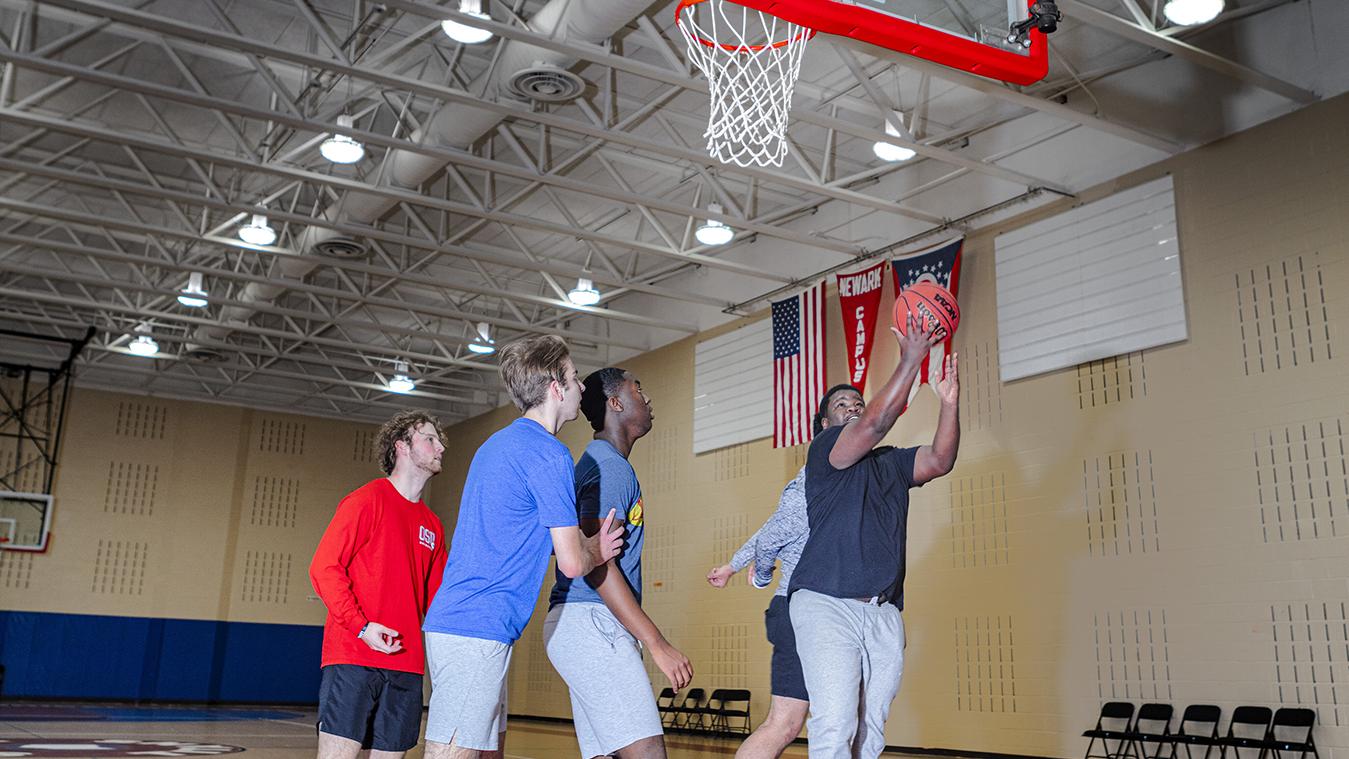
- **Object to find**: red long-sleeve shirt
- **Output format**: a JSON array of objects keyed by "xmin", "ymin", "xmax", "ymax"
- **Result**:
[{"xmin": 310, "ymin": 477, "xmax": 447, "ymax": 674}]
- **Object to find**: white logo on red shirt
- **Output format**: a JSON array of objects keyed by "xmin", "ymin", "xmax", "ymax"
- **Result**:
[{"xmin": 419, "ymin": 525, "xmax": 436, "ymax": 550}]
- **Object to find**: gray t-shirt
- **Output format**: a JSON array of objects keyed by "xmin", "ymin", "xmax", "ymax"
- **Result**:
[{"xmin": 730, "ymin": 467, "xmax": 808, "ymax": 597}]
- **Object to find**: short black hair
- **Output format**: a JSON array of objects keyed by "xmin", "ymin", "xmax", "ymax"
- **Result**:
[
  {"xmin": 581, "ymin": 367, "xmax": 629, "ymax": 431},
  {"xmin": 813, "ymin": 383, "xmax": 863, "ymax": 435}
]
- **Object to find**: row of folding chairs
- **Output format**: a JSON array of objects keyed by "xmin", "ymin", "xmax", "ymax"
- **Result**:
[
  {"xmin": 656, "ymin": 687, "xmax": 752, "ymax": 734},
  {"xmin": 1084, "ymin": 702, "xmax": 1318, "ymax": 759}
]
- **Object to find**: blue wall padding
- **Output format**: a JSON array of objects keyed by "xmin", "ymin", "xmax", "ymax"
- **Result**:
[{"xmin": 0, "ymin": 611, "xmax": 323, "ymax": 703}]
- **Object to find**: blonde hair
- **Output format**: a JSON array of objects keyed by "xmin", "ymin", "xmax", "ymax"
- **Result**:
[{"xmin": 498, "ymin": 335, "xmax": 571, "ymax": 411}]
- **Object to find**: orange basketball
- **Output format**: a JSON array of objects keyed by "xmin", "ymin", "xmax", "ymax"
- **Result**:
[{"xmin": 892, "ymin": 281, "xmax": 959, "ymax": 339}]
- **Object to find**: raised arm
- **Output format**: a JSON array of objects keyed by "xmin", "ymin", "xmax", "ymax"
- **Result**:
[
  {"xmin": 829, "ymin": 317, "xmax": 939, "ymax": 470},
  {"xmin": 913, "ymin": 353, "xmax": 960, "ymax": 485}
]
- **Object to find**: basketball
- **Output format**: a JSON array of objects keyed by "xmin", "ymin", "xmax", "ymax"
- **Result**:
[{"xmin": 892, "ymin": 281, "xmax": 960, "ymax": 339}]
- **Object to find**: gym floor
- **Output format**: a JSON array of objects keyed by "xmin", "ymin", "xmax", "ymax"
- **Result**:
[{"xmin": 0, "ymin": 706, "xmax": 860, "ymax": 757}]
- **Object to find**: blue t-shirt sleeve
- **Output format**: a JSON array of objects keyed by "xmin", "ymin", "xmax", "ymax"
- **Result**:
[
  {"xmin": 574, "ymin": 454, "xmax": 600, "ymax": 522},
  {"xmin": 593, "ymin": 457, "xmax": 637, "ymax": 525},
  {"xmin": 530, "ymin": 447, "xmax": 580, "ymax": 528}
]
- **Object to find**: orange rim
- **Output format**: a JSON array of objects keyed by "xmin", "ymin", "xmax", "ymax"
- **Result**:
[{"xmin": 676, "ymin": 0, "xmax": 816, "ymax": 53}]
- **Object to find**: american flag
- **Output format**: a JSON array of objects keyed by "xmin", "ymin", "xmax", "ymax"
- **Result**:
[
  {"xmin": 891, "ymin": 238, "xmax": 963, "ymax": 395},
  {"xmin": 772, "ymin": 282, "xmax": 826, "ymax": 448}
]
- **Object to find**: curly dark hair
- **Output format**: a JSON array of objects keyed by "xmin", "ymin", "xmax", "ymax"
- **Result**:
[{"xmin": 374, "ymin": 410, "xmax": 445, "ymax": 475}]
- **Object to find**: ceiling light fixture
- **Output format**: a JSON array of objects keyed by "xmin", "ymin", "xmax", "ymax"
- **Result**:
[
  {"xmin": 468, "ymin": 321, "xmax": 496, "ymax": 355},
  {"xmin": 238, "ymin": 214, "xmax": 277, "ymax": 246},
  {"xmin": 873, "ymin": 113, "xmax": 917, "ymax": 162},
  {"xmin": 320, "ymin": 115, "xmax": 365, "ymax": 164},
  {"xmin": 128, "ymin": 333, "xmax": 159, "ymax": 357},
  {"xmin": 567, "ymin": 276, "xmax": 601, "ymax": 306},
  {"xmin": 1163, "ymin": 0, "xmax": 1223, "ymax": 25},
  {"xmin": 387, "ymin": 361, "xmax": 416, "ymax": 394},
  {"xmin": 442, "ymin": 0, "xmax": 494, "ymax": 44},
  {"xmin": 177, "ymin": 271, "xmax": 208, "ymax": 308},
  {"xmin": 694, "ymin": 203, "xmax": 735, "ymax": 246}
]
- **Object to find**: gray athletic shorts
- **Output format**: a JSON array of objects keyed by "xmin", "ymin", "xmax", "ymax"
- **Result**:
[
  {"xmin": 543, "ymin": 603, "xmax": 664, "ymax": 758},
  {"xmin": 425, "ymin": 632, "xmax": 512, "ymax": 751}
]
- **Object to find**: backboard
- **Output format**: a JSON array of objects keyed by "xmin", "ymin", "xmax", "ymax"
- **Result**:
[
  {"xmin": 0, "ymin": 490, "xmax": 54, "ymax": 552},
  {"xmin": 733, "ymin": 0, "xmax": 1049, "ymax": 85}
]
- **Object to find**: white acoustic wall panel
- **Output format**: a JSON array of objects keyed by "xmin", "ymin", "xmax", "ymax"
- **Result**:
[
  {"xmin": 693, "ymin": 318, "xmax": 773, "ymax": 454},
  {"xmin": 995, "ymin": 175, "xmax": 1187, "ymax": 382}
]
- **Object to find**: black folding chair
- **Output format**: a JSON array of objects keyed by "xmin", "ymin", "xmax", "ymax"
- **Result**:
[
  {"xmin": 673, "ymin": 687, "xmax": 708, "ymax": 731},
  {"xmin": 656, "ymin": 688, "xmax": 680, "ymax": 728},
  {"xmin": 1170, "ymin": 705, "xmax": 1223, "ymax": 759},
  {"xmin": 1256, "ymin": 708, "xmax": 1317, "ymax": 759},
  {"xmin": 1084, "ymin": 702, "xmax": 1136, "ymax": 759},
  {"xmin": 1220, "ymin": 706, "xmax": 1273, "ymax": 759},
  {"xmin": 705, "ymin": 688, "xmax": 752, "ymax": 734},
  {"xmin": 1127, "ymin": 703, "xmax": 1175, "ymax": 759}
]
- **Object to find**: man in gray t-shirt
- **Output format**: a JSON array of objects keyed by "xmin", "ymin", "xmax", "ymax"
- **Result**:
[{"xmin": 707, "ymin": 467, "xmax": 809, "ymax": 759}]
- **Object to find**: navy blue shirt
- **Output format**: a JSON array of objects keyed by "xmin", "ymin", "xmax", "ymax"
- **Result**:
[
  {"xmin": 549, "ymin": 439, "xmax": 645, "ymax": 608},
  {"xmin": 789, "ymin": 425, "xmax": 921, "ymax": 608}
]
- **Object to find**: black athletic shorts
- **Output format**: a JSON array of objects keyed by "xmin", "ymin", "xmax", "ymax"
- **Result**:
[
  {"xmin": 317, "ymin": 664, "xmax": 423, "ymax": 752},
  {"xmin": 765, "ymin": 594, "xmax": 808, "ymax": 701}
]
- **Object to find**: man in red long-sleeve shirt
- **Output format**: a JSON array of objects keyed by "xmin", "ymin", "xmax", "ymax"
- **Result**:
[{"xmin": 310, "ymin": 410, "xmax": 449, "ymax": 759}]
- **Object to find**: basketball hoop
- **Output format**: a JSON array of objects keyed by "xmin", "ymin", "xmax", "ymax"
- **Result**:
[{"xmin": 676, "ymin": 0, "xmax": 815, "ymax": 168}]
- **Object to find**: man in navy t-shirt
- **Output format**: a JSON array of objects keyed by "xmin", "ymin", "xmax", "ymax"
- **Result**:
[
  {"xmin": 544, "ymin": 368, "xmax": 692, "ymax": 759},
  {"xmin": 423, "ymin": 335, "xmax": 623, "ymax": 759},
  {"xmin": 789, "ymin": 316, "xmax": 962, "ymax": 759}
]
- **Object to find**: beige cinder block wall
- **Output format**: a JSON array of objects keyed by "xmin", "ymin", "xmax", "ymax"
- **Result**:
[
  {"xmin": 0, "ymin": 391, "xmax": 455, "ymax": 626},
  {"xmin": 439, "ymin": 93, "xmax": 1349, "ymax": 757}
]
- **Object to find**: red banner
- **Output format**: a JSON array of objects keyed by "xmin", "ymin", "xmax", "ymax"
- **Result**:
[{"xmin": 835, "ymin": 261, "xmax": 887, "ymax": 392}]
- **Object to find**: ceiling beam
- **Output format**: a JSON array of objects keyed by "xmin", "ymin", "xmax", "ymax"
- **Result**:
[
  {"xmin": 0, "ymin": 49, "xmax": 854, "ymax": 269},
  {"xmin": 0, "ymin": 161, "xmax": 701, "ymax": 337},
  {"xmin": 1058, "ymin": 0, "xmax": 1318, "ymax": 104},
  {"xmin": 26, "ymin": 0, "xmax": 973, "ymax": 221},
  {"xmin": 836, "ymin": 38, "xmax": 1181, "ymax": 154}
]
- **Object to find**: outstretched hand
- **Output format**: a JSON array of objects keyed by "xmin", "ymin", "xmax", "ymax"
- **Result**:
[
  {"xmin": 934, "ymin": 353, "xmax": 959, "ymax": 405},
  {"xmin": 706, "ymin": 564, "xmax": 734, "ymax": 588},
  {"xmin": 892, "ymin": 315, "xmax": 941, "ymax": 367}
]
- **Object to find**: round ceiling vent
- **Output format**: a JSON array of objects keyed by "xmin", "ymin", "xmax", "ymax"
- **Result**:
[
  {"xmin": 507, "ymin": 65, "xmax": 586, "ymax": 103},
  {"xmin": 183, "ymin": 345, "xmax": 228, "ymax": 363},
  {"xmin": 311, "ymin": 236, "xmax": 369, "ymax": 259}
]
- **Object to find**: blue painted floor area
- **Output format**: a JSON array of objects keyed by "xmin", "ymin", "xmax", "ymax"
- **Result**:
[{"xmin": 0, "ymin": 704, "xmax": 306, "ymax": 722}]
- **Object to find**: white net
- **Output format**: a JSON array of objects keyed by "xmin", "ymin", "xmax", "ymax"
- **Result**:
[{"xmin": 676, "ymin": 0, "xmax": 814, "ymax": 168}]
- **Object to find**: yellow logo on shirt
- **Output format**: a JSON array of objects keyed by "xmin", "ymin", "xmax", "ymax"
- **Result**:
[{"xmin": 628, "ymin": 497, "xmax": 644, "ymax": 527}]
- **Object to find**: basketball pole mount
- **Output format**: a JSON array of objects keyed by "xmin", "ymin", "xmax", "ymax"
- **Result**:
[{"xmin": 0, "ymin": 326, "xmax": 94, "ymax": 497}]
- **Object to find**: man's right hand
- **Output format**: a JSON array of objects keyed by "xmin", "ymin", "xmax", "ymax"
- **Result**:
[
  {"xmin": 892, "ymin": 315, "xmax": 940, "ymax": 367},
  {"xmin": 706, "ymin": 564, "xmax": 735, "ymax": 588},
  {"xmin": 651, "ymin": 639, "xmax": 693, "ymax": 690},
  {"xmin": 359, "ymin": 621, "xmax": 404, "ymax": 654}
]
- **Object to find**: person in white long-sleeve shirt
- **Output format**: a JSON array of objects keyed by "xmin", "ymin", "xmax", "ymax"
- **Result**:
[{"xmin": 707, "ymin": 465, "xmax": 810, "ymax": 759}]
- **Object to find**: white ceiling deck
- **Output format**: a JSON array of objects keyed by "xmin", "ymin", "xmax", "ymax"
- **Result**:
[{"xmin": 0, "ymin": 0, "xmax": 1344, "ymax": 423}]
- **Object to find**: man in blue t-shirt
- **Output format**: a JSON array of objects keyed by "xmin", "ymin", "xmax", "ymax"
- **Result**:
[
  {"xmin": 789, "ymin": 316, "xmax": 962, "ymax": 759},
  {"xmin": 544, "ymin": 367, "xmax": 691, "ymax": 759},
  {"xmin": 423, "ymin": 336, "xmax": 623, "ymax": 759}
]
